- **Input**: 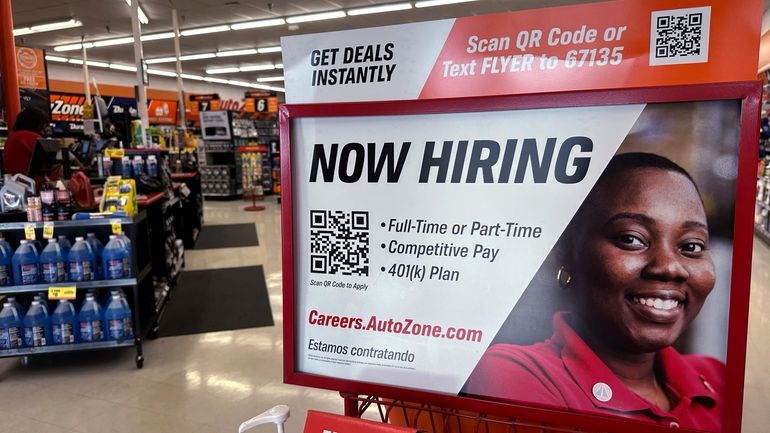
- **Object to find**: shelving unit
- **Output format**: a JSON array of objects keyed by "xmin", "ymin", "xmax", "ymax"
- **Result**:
[
  {"xmin": 0, "ymin": 214, "xmax": 153, "ymax": 369},
  {"xmin": 755, "ymin": 169, "xmax": 770, "ymax": 245},
  {"xmin": 199, "ymin": 140, "xmax": 242, "ymax": 198}
]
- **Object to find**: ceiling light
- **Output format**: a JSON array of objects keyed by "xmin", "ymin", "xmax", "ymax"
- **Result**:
[
  {"xmin": 230, "ymin": 18, "xmax": 286, "ymax": 30},
  {"xmin": 93, "ymin": 37, "xmax": 134, "ymax": 47},
  {"xmin": 141, "ymin": 32, "xmax": 175, "ymax": 41},
  {"xmin": 347, "ymin": 3, "xmax": 412, "ymax": 15},
  {"xmin": 181, "ymin": 25, "xmax": 231, "ymax": 36},
  {"xmin": 109, "ymin": 63, "xmax": 138, "ymax": 71},
  {"xmin": 145, "ymin": 57, "xmax": 176, "ymax": 64},
  {"xmin": 275, "ymin": 64, "xmax": 283, "ymax": 69},
  {"xmin": 13, "ymin": 19, "xmax": 83, "ymax": 36},
  {"xmin": 147, "ymin": 69, "xmax": 178, "ymax": 77},
  {"xmin": 86, "ymin": 60, "xmax": 109, "ymax": 68},
  {"xmin": 180, "ymin": 53, "xmax": 216, "ymax": 61},
  {"xmin": 204, "ymin": 77, "xmax": 229, "ymax": 84},
  {"xmin": 68, "ymin": 59, "xmax": 84, "ymax": 65},
  {"xmin": 250, "ymin": 83, "xmax": 272, "ymax": 90},
  {"xmin": 240, "ymin": 64, "xmax": 275, "ymax": 72},
  {"xmin": 125, "ymin": 0, "xmax": 149, "ymax": 25},
  {"xmin": 206, "ymin": 67, "xmax": 240, "ymax": 74},
  {"xmin": 217, "ymin": 49, "xmax": 258, "ymax": 57},
  {"xmin": 45, "ymin": 55, "xmax": 69, "ymax": 63},
  {"xmin": 227, "ymin": 80, "xmax": 253, "ymax": 87},
  {"xmin": 415, "ymin": 0, "xmax": 478, "ymax": 7},
  {"xmin": 181, "ymin": 73, "xmax": 205, "ymax": 81},
  {"xmin": 267, "ymin": 86, "xmax": 285, "ymax": 92},
  {"xmin": 257, "ymin": 76, "xmax": 284, "ymax": 82},
  {"xmin": 257, "ymin": 46, "xmax": 281, "ymax": 54},
  {"xmin": 54, "ymin": 42, "xmax": 93, "ymax": 52},
  {"xmin": 285, "ymin": 11, "xmax": 346, "ymax": 24}
]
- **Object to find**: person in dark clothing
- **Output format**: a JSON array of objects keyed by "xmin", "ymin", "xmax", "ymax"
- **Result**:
[{"xmin": 4, "ymin": 107, "xmax": 50, "ymax": 176}]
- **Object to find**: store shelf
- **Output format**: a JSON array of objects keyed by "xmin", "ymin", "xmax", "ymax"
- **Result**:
[
  {"xmin": 0, "ymin": 278, "xmax": 140, "ymax": 295},
  {"xmin": 0, "ymin": 215, "xmax": 139, "ymax": 230},
  {"xmin": 171, "ymin": 172, "xmax": 198, "ymax": 180},
  {"xmin": 0, "ymin": 340, "xmax": 135, "ymax": 359}
]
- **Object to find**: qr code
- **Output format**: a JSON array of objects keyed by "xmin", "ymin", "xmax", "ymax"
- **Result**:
[
  {"xmin": 650, "ymin": 6, "xmax": 711, "ymax": 66},
  {"xmin": 310, "ymin": 210, "xmax": 369, "ymax": 276}
]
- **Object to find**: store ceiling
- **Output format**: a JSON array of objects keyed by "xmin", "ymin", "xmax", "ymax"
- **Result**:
[{"xmin": 10, "ymin": 0, "xmax": 605, "ymax": 90}]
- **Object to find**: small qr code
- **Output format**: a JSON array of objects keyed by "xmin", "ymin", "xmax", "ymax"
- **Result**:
[
  {"xmin": 310, "ymin": 210, "xmax": 369, "ymax": 276},
  {"xmin": 650, "ymin": 6, "xmax": 711, "ymax": 66}
]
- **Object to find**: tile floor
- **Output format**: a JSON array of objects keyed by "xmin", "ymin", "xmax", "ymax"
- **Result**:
[{"xmin": 0, "ymin": 198, "xmax": 768, "ymax": 433}]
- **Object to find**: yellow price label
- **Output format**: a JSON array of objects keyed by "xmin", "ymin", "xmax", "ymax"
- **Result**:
[
  {"xmin": 48, "ymin": 286, "xmax": 76, "ymax": 300},
  {"xmin": 111, "ymin": 219, "xmax": 122, "ymax": 235},
  {"xmin": 43, "ymin": 222, "xmax": 54, "ymax": 239},
  {"xmin": 106, "ymin": 148, "xmax": 125, "ymax": 158},
  {"xmin": 24, "ymin": 224, "xmax": 36, "ymax": 240}
]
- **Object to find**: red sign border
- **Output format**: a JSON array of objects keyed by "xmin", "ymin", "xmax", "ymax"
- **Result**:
[{"xmin": 280, "ymin": 81, "xmax": 761, "ymax": 433}]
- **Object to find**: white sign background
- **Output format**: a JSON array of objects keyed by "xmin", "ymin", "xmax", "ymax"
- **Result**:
[{"xmin": 292, "ymin": 104, "xmax": 645, "ymax": 393}]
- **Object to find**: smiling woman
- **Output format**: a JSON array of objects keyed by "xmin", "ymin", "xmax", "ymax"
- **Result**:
[{"xmin": 464, "ymin": 152, "xmax": 723, "ymax": 431}]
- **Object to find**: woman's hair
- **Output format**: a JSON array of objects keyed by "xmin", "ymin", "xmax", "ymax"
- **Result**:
[
  {"xmin": 559, "ymin": 152, "xmax": 700, "ymax": 258},
  {"xmin": 598, "ymin": 152, "xmax": 696, "ymax": 189},
  {"xmin": 13, "ymin": 107, "xmax": 49, "ymax": 133}
]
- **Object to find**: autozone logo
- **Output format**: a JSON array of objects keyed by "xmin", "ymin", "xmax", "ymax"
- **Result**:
[{"xmin": 50, "ymin": 94, "xmax": 86, "ymax": 121}]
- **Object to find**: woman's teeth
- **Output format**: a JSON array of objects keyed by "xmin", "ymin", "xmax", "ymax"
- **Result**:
[{"xmin": 633, "ymin": 297, "xmax": 680, "ymax": 311}]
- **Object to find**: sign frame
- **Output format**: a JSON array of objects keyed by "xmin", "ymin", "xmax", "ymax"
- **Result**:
[{"xmin": 281, "ymin": 81, "xmax": 760, "ymax": 433}]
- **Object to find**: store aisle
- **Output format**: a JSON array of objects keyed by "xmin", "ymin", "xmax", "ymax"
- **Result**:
[{"xmin": 0, "ymin": 199, "xmax": 769, "ymax": 433}]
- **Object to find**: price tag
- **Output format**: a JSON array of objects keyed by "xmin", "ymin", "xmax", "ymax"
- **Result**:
[
  {"xmin": 106, "ymin": 148, "xmax": 125, "ymax": 158},
  {"xmin": 43, "ymin": 222, "xmax": 54, "ymax": 239},
  {"xmin": 24, "ymin": 224, "xmax": 36, "ymax": 240},
  {"xmin": 48, "ymin": 286, "xmax": 76, "ymax": 300},
  {"xmin": 111, "ymin": 219, "xmax": 122, "ymax": 235}
]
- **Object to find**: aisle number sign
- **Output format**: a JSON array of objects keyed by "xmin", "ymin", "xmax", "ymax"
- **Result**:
[{"xmin": 48, "ymin": 286, "xmax": 76, "ymax": 300}]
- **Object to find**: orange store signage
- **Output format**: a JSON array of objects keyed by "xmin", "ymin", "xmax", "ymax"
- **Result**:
[{"xmin": 16, "ymin": 47, "xmax": 47, "ymax": 90}]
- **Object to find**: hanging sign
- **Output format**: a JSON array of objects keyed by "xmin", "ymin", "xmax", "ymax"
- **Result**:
[{"xmin": 16, "ymin": 47, "xmax": 47, "ymax": 90}]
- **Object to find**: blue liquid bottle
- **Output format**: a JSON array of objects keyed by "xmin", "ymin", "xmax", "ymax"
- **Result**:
[
  {"xmin": 86, "ymin": 233, "xmax": 104, "ymax": 280},
  {"xmin": 103, "ymin": 235, "xmax": 130, "ymax": 280},
  {"xmin": 23, "ymin": 300, "xmax": 51, "ymax": 347},
  {"xmin": 12, "ymin": 240, "xmax": 39, "ymax": 285},
  {"xmin": 117, "ymin": 233, "xmax": 133, "ymax": 276},
  {"xmin": 68, "ymin": 237, "xmax": 95, "ymax": 282},
  {"xmin": 40, "ymin": 239, "xmax": 67, "ymax": 283},
  {"xmin": 0, "ymin": 239, "xmax": 12, "ymax": 286},
  {"xmin": 51, "ymin": 300, "xmax": 78, "ymax": 344},
  {"xmin": 0, "ymin": 236, "xmax": 13, "ymax": 284},
  {"xmin": 5, "ymin": 296, "xmax": 25, "ymax": 318},
  {"xmin": 78, "ymin": 293, "xmax": 104, "ymax": 342},
  {"xmin": 0, "ymin": 302, "xmax": 23, "ymax": 349},
  {"xmin": 105, "ymin": 292, "xmax": 133, "ymax": 341},
  {"xmin": 57, "ymin": 235, "xmax": 72, "ymax": 258}
]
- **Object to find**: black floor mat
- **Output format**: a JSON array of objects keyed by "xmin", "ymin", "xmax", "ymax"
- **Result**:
[
  {"xmin": 158, "ymin": 266, "xmax": 274, "ymax": 337},
  {"xmin": 194, "ymin": 223, "xmax": 259, "ymax": 249}
]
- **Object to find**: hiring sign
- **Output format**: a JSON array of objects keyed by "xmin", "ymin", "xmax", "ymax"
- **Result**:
[{"xmin": 281, "ymin": 1, "xmax": 760, "ymax": 433}]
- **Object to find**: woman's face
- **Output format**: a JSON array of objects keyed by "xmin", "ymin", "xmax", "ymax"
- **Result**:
[{"xmin": 567, "ymin": 167, "xmax": 716, "ymax": 354}]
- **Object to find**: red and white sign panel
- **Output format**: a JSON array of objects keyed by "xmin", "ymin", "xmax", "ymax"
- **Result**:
[
  {"xmin": 281, "ymin": 0, "xmax": 760, "ymax": 103},
  {"xmin": 280, "ymin": 1, "xmax": 761, "ymax": 432}
]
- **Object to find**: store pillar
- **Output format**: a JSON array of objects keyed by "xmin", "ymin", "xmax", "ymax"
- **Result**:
[{"xmin": 0, "ymin": 0, "xmax": 21, "ymax": 126}]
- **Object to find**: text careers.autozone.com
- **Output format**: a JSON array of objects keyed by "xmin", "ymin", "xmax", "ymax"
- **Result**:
[{"xmin": 308, "ymin": 309, "xmax": 484, "ymax": 342}]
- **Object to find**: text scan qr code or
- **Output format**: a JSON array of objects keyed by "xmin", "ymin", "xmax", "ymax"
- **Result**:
[
  {"xmin": 649, "ymin": 6, "xmax": 711, "ymax": 66},
  {"xmin": 310, "ymin": 210, "xmax": 369, "ymax": 276}
]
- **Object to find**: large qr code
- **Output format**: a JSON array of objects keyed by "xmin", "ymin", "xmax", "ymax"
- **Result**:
[
  {"xmin": 650, "ymin": 6, "xmax": 711, "ymax": 66},
  {"xmin": 310, "ymin": 210, "xmax": 369, "ymax": 276}
]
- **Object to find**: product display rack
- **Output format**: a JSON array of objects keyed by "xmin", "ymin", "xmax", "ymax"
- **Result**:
[
  {"xmin": 200, "ymin": 140, "xmax": 243, "ymax": 199},
  {"xmin": 255, "ymin": 119, "xmax": 280, "ymax": 196},
  {"xmin": 0, "ymin": 214, "xmax": 153, "ymax": 369}
]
